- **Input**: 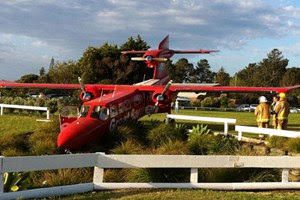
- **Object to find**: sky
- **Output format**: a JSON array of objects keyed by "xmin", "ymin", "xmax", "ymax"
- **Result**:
[{"xmin": 0, "ymin": 0, "xmax": 299, "ymax": 81}]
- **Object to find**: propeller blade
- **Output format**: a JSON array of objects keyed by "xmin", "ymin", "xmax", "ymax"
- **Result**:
[
  {"xmin": 161, "ymin": 80, "xmax": 173, "ymax": 96},
  {"xmin": 131, "ymin": 57, "xmax": 146, "ymax": 61},
  {"xmin": 152, "ymin": 58, "xmax": 169, "ymax": 62},
  {"xmin": 78, "ymin": 77, "xmax": 86, "ymax": 93}
]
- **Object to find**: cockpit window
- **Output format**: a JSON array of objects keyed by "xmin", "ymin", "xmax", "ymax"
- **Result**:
[
  {"xmin": 91, "ymin": 106, "xmax": 109, "ymax": 120},
  {"xmin": 79, "ymin": 105, "xmax": 90, "ymax": 118}
]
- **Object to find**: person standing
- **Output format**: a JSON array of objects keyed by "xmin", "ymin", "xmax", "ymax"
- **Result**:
[
  {"xmin": 255, "ymin": 96, "xmax": 270, "ymax": 128},
  {"xmin": 271, "ymin": 95, "xmax": 279, "ymax": 129},
  {"xmin": 274, "ymin": 93, "xmax": 290, "ymax": 130}
]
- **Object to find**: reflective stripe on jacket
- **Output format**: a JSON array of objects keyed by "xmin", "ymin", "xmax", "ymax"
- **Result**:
[{"xmin": 255, "ymin": 103, "xmax": 270, "ymax": 123}]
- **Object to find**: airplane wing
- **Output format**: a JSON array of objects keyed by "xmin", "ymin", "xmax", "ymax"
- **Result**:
[
  {"xmin": 137, "ymin": 84, "xmax": 300, "ymax": 94},
  {"xmin": 168, "ymin": 85, "xmax": 300, "ymax": 94},
  {"xmin": 173, "ymin": 50, "xmax": 219, "ymax": 54},
  {"xmin": 0, "ymin": 81, "xmax": 115, "ymax": 91}
]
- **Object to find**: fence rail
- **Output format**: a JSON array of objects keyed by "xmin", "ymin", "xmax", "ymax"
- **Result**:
[
  {"xmin": 0, "ymin": 104, "xmax": 50, "ymax": 120},
  {"xmin": 1, "ymin": 153, "xmax": 300, "ymax": 199},
  {"xmin": 166, "ymin": 114, "xmax": 236, "ymax": 135},
  {"xmin": 235, "ymin": 125, "xmax": 300, "ymax": 141}
]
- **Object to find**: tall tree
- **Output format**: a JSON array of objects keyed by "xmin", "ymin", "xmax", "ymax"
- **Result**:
[
  {"xmin": 167, "ymin": 58, "xmax": 193, "ymax": 82},
  {"xmin": 253, "ymin": 49, "xmax": 288, "ymax": 86},
  {"xmin": 280, "ymin": 67, "xmax": 300, "ymax": 86},
  {"xmin": 235, "ymin": 63, "xmax": 258, "ymax": 86},
  {"xmin": 190, "ymin": 59, "xmax": 214, "ymax": 83},
  {"xmin": 215, "ymin": 67, "xmax": 230, "ymax": 86}
]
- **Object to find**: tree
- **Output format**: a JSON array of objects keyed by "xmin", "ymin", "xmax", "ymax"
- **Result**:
[
  {"xmin": 167, "ymin": 58, "xmax": 193, "ymax": 82},
  {"xmin": 17, "ymin": 74, "xmax": 39, "ymax": 83},
  {"xmin": 48, "ymin": 61, "xmax": 80, "ymax": 84},
  {"xmin": 280, "ymin": 67, "xmax": 300, "ymax": 86},
  {"xmin": 235, "ymin": 63, "xmax": 258, "ymax": 86},
  {"xmin": 215, "ymin": 67, "xmax": 230, "ymax": 86},
  {"xmin": 190, "ymin": 59, "xmax": 214, "ymax": 83},
  {"xmin": 253, "ymin": 49, "xmax": 288, "ymax": 87}
]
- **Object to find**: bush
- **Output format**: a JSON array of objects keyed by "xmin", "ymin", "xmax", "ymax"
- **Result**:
[
  {"xmin": 147, "ymin": 123, "xmax": 184, "ymax": 148},
  {"xmin": 32, "ymin": 168, "xmax": 92, "ymax": 187},
  {"xmin": 153, "ymin": 139, "xmax": 190, "ymax": 155},
  {"xmin": 110, "ymin": 139, "xmax": 144, "ymax": 154},
  {"xmin": 190, "ymin": 100, "xmax": 201, "ymax": 107},
  {"xmin": 266, "ymin": 136, "xmax": 288, "ymax": 150},
  {"xmin": 201, "ymin": 97, "xmax": 220, "ymax": 108},
  {"xmin": 287, "ymin": 138, "xmax": 300, "ymax": 153},
  {"xmin": 207, "ymin": 135, "xmax": 239, "ymax": 155}
]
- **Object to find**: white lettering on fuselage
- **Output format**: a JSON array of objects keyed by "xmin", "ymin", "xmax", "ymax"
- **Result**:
[{"xmin": 109, "ymin": 108, "xmax": 142, "ymax": 131}]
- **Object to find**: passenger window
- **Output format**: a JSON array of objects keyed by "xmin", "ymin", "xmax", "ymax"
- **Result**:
[
  {"xmin": 99, "ymin": 107, "xmax": 109, "ymax": 120},
  {"xmin": 124, "ymin": 100, "xmax": 131, "ymax": 110},
  {"xmin": 110, "ymin": 105, "xmax": 118, "ymax": 117},
  {"xmin": 134, "ymin": 95, "xmax": 142, "ymax": 106},
  {"xmin": 79, "ymin": 105, "xmax": 90, "ymax": 118},
  {"xmin": 118, "ymin": 102, "xmax": 125, "ymax": 114}
]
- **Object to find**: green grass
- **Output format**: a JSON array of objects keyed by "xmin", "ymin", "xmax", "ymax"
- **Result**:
[
  {"xmin": 53, "ymin": 189, "xmax": 300, "ymax": 200},
  {"xmin": 0, "ymin": 114, "xmax": 41, "ymax": 136}
]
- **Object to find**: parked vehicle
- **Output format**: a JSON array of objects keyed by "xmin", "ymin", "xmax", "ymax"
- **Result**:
[
  {"xmin": 250, "ymin": 104, "xmax": 258, "ymax": 112},
  {"xmin": 236, "ymin": 104, "xmax": 250, "ymax": 111},
  {"xmin": 290, "ymin": 107, "xmax": 299, "ymax": 113}
]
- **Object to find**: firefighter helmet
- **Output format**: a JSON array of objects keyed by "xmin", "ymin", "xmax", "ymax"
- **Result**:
[
  {"xmin": 279, "ymin": 92, "xmax": 286, "ymax": 100},
  {"xmin": 259, "ymin": 96, "xmax": 267, "ymax": 103}
]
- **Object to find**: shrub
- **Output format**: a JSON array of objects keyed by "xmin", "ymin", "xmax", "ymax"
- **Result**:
[
  {"xmin": 127, "ymin": 168, "xmax": 190, "ymax": 183},
  {"xmin": 110, "ymin": 139, "xmax": 144, "ymax": 154},
  {"xmin": 153, "ymin": 139, "xmax": 190, "ymax": 155},
  {"xmin": 32, "ymin": 168, "xmax": 92, "ymax": 187},
  {"xmin": 266, "ymin": 136, "xmax": 288, "ymax": 150},
  {"xmin": 201, "ymin": 97, "xmax": 220, "ymax": 108},
  {"xmin": 190, "ymin": 100, "xmax": 201, "ymax": 107},
  {"xmin": 4, "ymin": 172, "xmax": 31, "ymax": 192},
  {"xmin": 207, "ymin": 135, "xmax": 239, "ymax": 155},
  {"xmin": 287, "ymin": 138, "xmax": 300, "ymax": 153},
  {"xmin": 103, "ymin": 169, "xmax": 129, "ymax": 182},
  {"xmin": 45, "ymin": 98, "xmax": 58, "ymax": 113},
  {"xmin": 147, "ymin": 123, "xmax": 183, "ymax": 148},
  {"xmin": 0, "ymin": 133, "xmax": 30, "ymax": 154}
]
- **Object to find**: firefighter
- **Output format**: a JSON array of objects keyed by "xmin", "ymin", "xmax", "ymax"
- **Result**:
[
  {"xmin": 271, "ymin": 95, "xmax": 279, "ymax": 129},
  {"xmin": 255, "ymin": 96, "xmax": 270, "ymax": 128},
  {"xmin": 274, "ymin": 92, "xmax": 290, "ymax": 130}
]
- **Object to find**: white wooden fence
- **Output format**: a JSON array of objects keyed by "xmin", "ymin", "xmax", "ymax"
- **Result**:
[
  {"xmin": 1, "ymin": 153, "xmax": 300, "ymax": 199},
  {"xmin": 166, "ymin": 114, "xmax": 236, "ymax": 135},
  {"xmin": 0, "ymin": 104, "xmax": 50, "ymax": 120},
  {"xmin": 235, "ymin": 125, "xmax": 300, "ymax": 141}
]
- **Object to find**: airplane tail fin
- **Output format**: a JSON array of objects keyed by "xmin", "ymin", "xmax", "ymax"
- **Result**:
[
  {"xmin": 158, "ymin": 35, "xmax": 169, "ymax": 50},
  {"xmin": 154, "ymin": 35, "xmax": 169, "ymax": 81}
]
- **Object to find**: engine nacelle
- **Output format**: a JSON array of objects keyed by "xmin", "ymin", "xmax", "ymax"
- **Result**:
[
  {"xmin": 79, "ymin": 86, "xmax": 100, "ymax": 102},
  {"xmin": 152, "ymin": 91, "xmax": 171, "ymax": 104}
]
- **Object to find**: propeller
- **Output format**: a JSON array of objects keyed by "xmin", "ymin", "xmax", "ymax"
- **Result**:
[
  {"xmin": 131, "ymin": 55, "xmax": 168, "ymax": 62},
  {"xmin": 78, "ymin": 77, "xmax": 92, "ymax": 101},
  {"xmin": 152, "ymin": 80, "xmax": 173, "ymax": 114}
]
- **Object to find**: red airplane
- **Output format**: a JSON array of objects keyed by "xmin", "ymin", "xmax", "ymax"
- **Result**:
[{"xmin": 0, "ymin": 35, "xmax": 299, "ymax": 150}]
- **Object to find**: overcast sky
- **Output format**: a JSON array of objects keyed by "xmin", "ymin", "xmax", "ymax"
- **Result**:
[{"xmin": 0, "ymin": 0, "xmax": 299, "ymax": 81}]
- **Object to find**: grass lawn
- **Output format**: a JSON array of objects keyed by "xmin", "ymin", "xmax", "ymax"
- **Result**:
[
  {"xmin": 0, "ymin": 114, "xmax": 41, "ymax": 136},
  {"xmin": 55, "ymin": 189, "xmax": 300, "ymax": 200}
]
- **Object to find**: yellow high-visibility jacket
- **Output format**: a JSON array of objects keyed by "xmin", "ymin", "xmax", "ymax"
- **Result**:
[
  {"xmin": 255, "ymin": 103, "xmax": 270, "ymax": 123},
  {"xmin": 275, "ymin": 100, "xmax": 290, "ymax": 120}
]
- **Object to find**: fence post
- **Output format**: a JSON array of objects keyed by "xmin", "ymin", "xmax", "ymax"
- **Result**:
[
  {"xmin": 0, "ymin": 106, "xmax": 3, "ymax": 115},
  {"xmin": 46, "ymin": 109, "xmax": 50, "ymax": 120},
  {"xmin": 0, "ymin": 156, "xmax": 4, "ymax": 193},
  {"xmin": 93, "ymin": 152, "xmax": 105, "ymax": 184},
  {"xmin": 238, "ymin": 131, "xmax": 242, "ymax": 141},
  {"xmin": 190, "ymin": 168, "xmax": 198, "ymax": 183},
  {"xmin": 224, "ymin": 122, "xmax": 228, "ymax": 136},
  {"xmin": 282, "ymin": 169, "xmax": 289, "ymax": 182}
]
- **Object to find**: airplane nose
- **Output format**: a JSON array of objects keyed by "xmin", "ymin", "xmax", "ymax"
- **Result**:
[{"xmin": 57, "ymin": 118, "xmax": 103, "ymax": 150}]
